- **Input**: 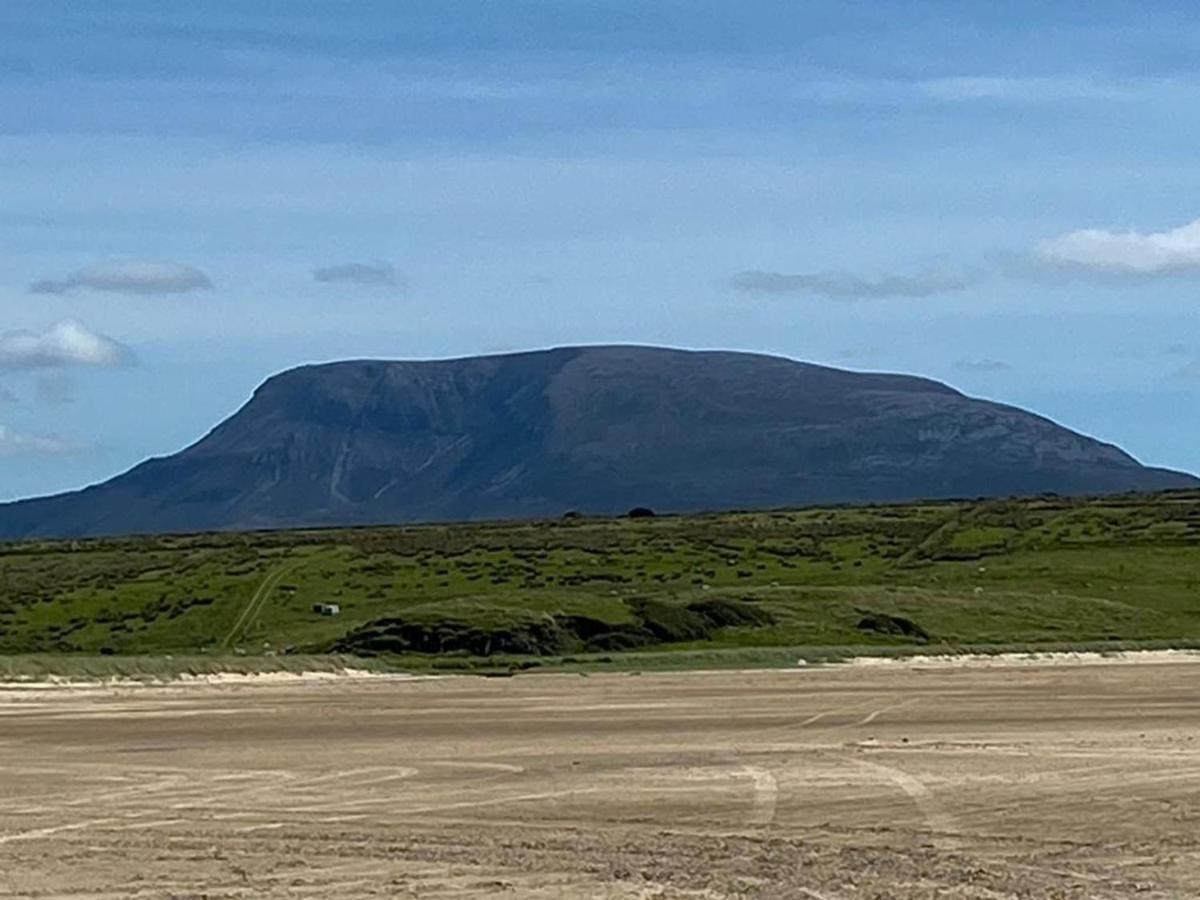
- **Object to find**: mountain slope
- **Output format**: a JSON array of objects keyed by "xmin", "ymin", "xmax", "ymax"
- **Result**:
[{"xmin": 1, "ymin": 345, "xmax": 1194, "ymax": 538}]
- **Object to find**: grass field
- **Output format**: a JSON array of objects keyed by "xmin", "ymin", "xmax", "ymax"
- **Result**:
[{"xmin": 2, "ymin": 489, "xmax": 1200, "ymax": 672}]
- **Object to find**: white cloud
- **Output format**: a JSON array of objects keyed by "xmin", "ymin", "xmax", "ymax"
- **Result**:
[
  {"xmin": 313, "ymin": 261, "xmax": 404, "ymax": 288},
  {"xmin": 31, "ymin": 260, "xmax": 213, "ymax": 295},
  {"xmin": 0, "ymin": 425, "xmax": 85, "ymax": 457},
  {"xmin": 0, "ymin": 320, "xmax": 131, "ymax": 372},
  {"xmin": 1035, "ymin": 218, "xmax": 1200, "ymax": 277},
  {"xmin": 729, "ymin": 268, "xmax": 972, "ymax": 300}
]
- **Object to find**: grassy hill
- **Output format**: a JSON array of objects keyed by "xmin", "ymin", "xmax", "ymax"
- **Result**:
[{"xmin": 2, "ymin": 490, "xmax": 1200, "ymax": 672}]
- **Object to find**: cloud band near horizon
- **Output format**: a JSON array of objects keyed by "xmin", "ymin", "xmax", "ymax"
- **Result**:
[
  {"xmin": 729, "ymin": 268, "xmax": 973, "ymax": 300},
  {"xmin": 313, "ymin": 261, "xmax": 404, "ymax": 287},
  {"xmin": 31, "ymin": 261, "xmax": 213, "ymax": 296}
]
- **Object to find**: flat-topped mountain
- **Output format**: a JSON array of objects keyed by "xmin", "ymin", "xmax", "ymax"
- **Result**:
[{"xmin": 1, "ymin": 345, "xmax": 1194, "ymax": 537}]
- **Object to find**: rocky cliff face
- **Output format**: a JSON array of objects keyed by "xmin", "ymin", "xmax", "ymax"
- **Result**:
[{"xmin": 0, "ymin": 345, "xmax": 1193, "ymax": 537}]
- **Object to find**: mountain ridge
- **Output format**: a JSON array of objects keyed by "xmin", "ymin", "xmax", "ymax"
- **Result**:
[{"xmin": 1, "ymin": 344, "xmax": 1194, "ymax": 538}]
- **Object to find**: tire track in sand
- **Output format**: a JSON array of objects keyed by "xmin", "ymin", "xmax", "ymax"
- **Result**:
[
  {"xmin": 854, "ymin": 758, "xmax": 959, "ymax": 848},
  {"xmin": 737, "ymin": 765, "xmax": 779, "ymax": 825}
]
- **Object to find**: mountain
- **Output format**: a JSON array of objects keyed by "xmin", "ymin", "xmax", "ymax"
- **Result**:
[{"xmin": 1, "ymin": 345, "xmax": 1195, "ymax": 538}]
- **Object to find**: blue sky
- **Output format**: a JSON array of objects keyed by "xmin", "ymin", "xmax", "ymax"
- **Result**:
[{"xmin": 1, "ymin": 1, "xmax": 1199, "ymax": 499}]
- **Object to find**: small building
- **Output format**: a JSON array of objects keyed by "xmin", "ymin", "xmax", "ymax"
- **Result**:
[{"xmin": 312, "ymin": 602, "xmax": 341, "ymax": 616}]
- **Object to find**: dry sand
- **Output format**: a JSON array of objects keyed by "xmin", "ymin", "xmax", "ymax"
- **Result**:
[
  {"xmin": 846, "ymin": 647, "xmax": 1200, "ymax": 668},
  {"xmin": 1, "ymin": 659, "xmax": 1198, "ymax": 898}
]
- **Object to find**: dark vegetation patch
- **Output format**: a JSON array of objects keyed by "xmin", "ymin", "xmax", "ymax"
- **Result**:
[
  {"xmin": 330, "ymin": 597, "xmax": 774, "ymax": 657},
  {"xmin": 855, "ymin": 610, "xmax": 931, "ymax": 642}
]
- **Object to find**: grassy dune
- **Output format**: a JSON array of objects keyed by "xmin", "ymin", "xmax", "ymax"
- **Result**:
[
  {"xmin": 2, "ymin": 490, "xmax": 1200, "ymax": 672},
  {"xmin": 0, "ymin": 653, "xmax": 391, "ymax": 682}
]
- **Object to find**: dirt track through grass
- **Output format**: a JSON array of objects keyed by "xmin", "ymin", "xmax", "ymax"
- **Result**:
[
  {"xmin": 221, "ymin": 564, "xmax": 293, "ymax": 649},
  {"xmin": 2, "ymin": 660, "xmax": 1199, "ymax": 897}
]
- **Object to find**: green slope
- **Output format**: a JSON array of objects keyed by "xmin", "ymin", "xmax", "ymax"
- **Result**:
[{"xmin": 2, "ymin": 490, "xmax": 1200, "ymax": 669}]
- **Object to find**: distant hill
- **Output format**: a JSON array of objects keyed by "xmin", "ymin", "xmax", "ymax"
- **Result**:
[{"xmin": 0, "ymin": 345, "xmax": 1194, "ymax": 538}]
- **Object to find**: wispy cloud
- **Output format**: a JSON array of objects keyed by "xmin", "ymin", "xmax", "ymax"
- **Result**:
[
  {"xmin": 1172, "ymin": 360, "xmax": 1200, "ymax": 381},
  {"xmin": 954, "ymin": 358, "xmax": 1013, "ymax": 373},
  {"xmin": 313, "ymin": 261, "xmax": 404, "ymax": 288},
  {"xmin": 916, "ymin": 75, "xmax": 1125, "ymax": 104},
  {"xmin": 35, "ymin": 374, "xmax": 76, "ymax": 406},
  {"xmin": 794, "ymin": 73, "xmax": 1136, "ymax": 107},
  {"xmin": 836, "ymin": 345, "xmax": 882, "ymax": 361},
  {"xmin": 1034, "ymin": 218, "xmax": 1200, "ymax": 278},
  {"xmin": 31, "ymin": 260, "xmax": 213, "ymax": 295},
  {"xmin": 0, "ymin": 321, "xmax": 131, "ymax": 372},
  {"xmin": 729, "ymin": 268, "xmax": 972, "ymax": 300},
  {"xmin": 0, "ymin": 425, "xmax": 86, "ymax": 457}
]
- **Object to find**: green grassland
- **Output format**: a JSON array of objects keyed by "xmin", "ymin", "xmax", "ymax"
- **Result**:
[{"xmin": 2, "ymin": 490, "xmax": 1200, "ymax": 673}]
